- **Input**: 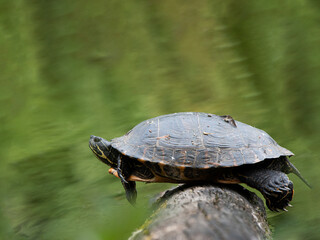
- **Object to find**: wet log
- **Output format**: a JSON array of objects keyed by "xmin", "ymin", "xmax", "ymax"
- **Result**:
[{"xmin": 129, "ymin": 184, "xmax": 271, "ymax": 240}]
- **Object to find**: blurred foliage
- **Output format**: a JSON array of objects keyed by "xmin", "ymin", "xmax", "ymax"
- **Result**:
[{"xmin": 1, "ymin": 0, "xmax": 320, "ymax": 239}]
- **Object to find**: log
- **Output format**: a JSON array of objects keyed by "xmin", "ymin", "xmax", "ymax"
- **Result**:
[{"xmin": 129, "ymin": 183, "xmax": 271, "ymax": 240}]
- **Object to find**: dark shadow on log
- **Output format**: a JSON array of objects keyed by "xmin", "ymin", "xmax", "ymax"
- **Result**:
[{"xmin": 130, "ymin": 183, "xmax": 271, "ymax": 240}]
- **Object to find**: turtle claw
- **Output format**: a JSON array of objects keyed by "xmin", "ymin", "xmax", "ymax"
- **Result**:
[
  {"xmin": 116, "ymin": 156, "xmax": 129, "ymax": 184},
  {"xmin": 284, "ymin": 187, "xmax": 291, "ymax": 191},
  {"xmin": 118, "ymin": 170, "xmax": 128, "ymax": 184},
  {"xmin": 272, "ymin": 189, "xmax": 283, "ymax": 194},
  {"xmin": 288, "ymin": 204, "xmax": 293, "ymax": 207},
  {"xmin": 109, "ymin": 168, "xmax": 128, "ymax": 183}
]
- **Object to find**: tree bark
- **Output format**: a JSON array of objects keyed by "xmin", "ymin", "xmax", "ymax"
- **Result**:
[{"xmin": 129, "ymin": 183, "xmax": 271, "ymax": 240}]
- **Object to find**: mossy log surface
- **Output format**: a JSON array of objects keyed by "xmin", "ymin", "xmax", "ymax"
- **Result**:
[{"xmin": 130, "ymin": 184, "xmax": 271, "ymax": 240}]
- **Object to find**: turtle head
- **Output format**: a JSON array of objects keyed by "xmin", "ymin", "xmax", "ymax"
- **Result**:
[{"xmin": 89, "ymin": 135, "xmax": 116, "ymax": 167}]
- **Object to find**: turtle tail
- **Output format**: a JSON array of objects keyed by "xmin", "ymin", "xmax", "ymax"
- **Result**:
[{"xmin": 287, "ymin": 161, "xmax": 312, "ymax": 189}]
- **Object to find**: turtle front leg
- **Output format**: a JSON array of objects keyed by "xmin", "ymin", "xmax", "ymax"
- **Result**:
[
  {"xmin": 115, "ymin": 156, "xmax": 138, "ymax": 205},
  {"xmin": 239, "ymin": 169, "xmax": 294, "ymax": 211},
  {"xmin": 121, "ymin": 180, "xmax": 137, "ymax": 205},
  {"xmin": 109, "ymin": 168, "xmax": 137, "ymax": 204}
]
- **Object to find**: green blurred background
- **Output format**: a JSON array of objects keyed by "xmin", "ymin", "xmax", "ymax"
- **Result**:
[{"xmin": 1, "ymin": 1, "xmax": 320, "ymax": 239}]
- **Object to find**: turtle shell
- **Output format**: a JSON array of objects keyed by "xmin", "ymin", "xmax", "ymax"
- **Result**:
[{"xmin": 111, "ymin": 112, "xmax": 293, "ymax": 168}]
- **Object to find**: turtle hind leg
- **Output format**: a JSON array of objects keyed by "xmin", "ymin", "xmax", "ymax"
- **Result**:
[{"xmin": 238, "ymin": 169, "xmax": 294, "ymax": 211}]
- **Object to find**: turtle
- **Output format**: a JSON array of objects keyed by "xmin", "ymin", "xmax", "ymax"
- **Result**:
[{"xmin": 89, "ymin": 112, "xmax": 310, "ymax": 211}]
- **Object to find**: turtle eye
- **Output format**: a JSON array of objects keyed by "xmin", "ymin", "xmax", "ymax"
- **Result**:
[{"xmin": 94, "ymin": 137, "xmax": 101, "ymax": 143}]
